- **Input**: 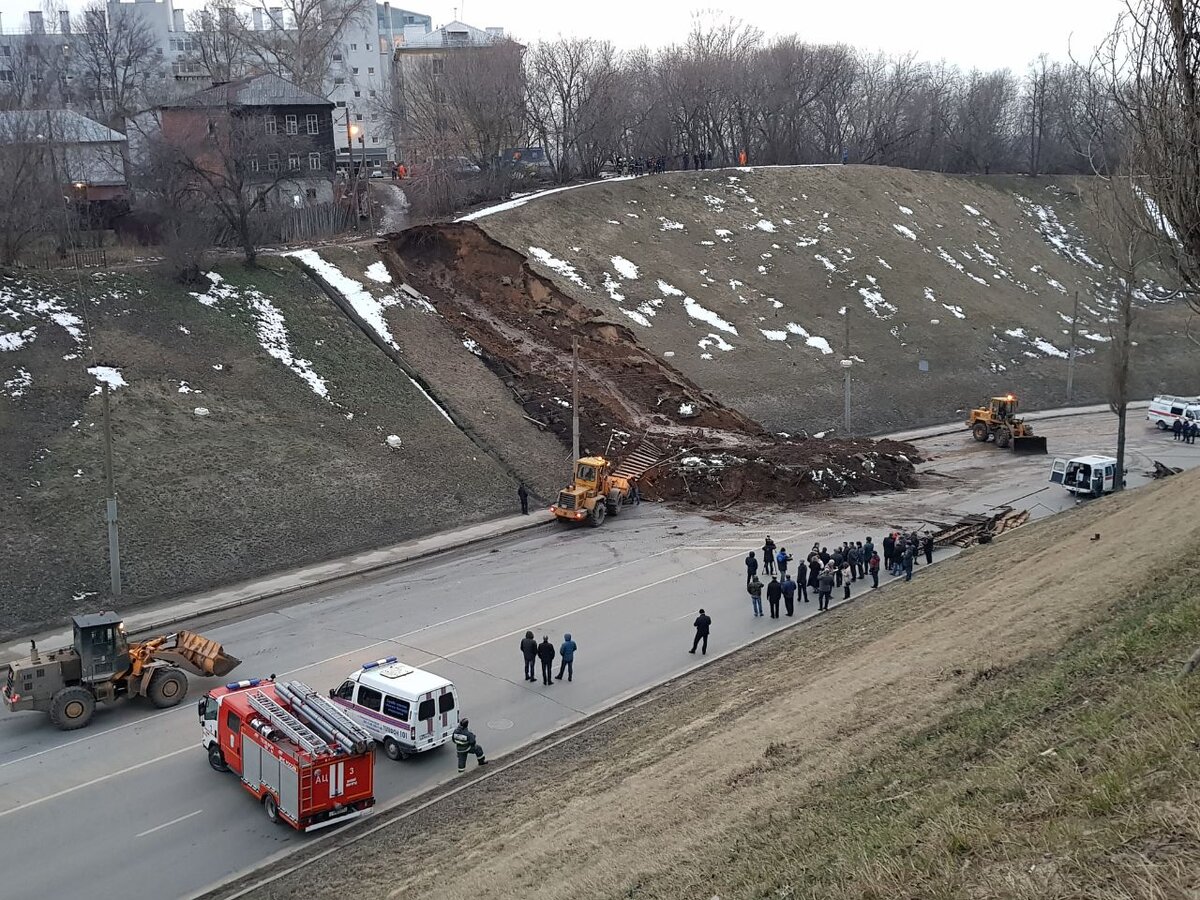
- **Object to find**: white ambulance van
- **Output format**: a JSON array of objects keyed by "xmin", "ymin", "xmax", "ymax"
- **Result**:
[
  {"xmin": 329, "ymin": 657, "xmax": 459, "ymax": 761},
  {"xmin": 1049, "ymin": 455, "xmax": 1120, "ymax": 497},
  {"xmin": 1147, "ymin": 395, "xmax": 1200, "ymax": 430}
]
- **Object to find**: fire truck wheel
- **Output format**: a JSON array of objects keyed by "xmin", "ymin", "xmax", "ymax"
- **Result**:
[
  {"xmin": 263, "ymin": 793, "xmax": 280, "ymax": 824},
  {"xmin": 48, "ymin": 686, "xmax": 96, "ymax": 730},
  {"xmin": 208, "ymin": 744, "xmax": 229, "ymax": 772},
  {"xmin": 147, "ymin": 669, "xmax": 188, "ymax": 708},
  {"xmin": 383, "ymin": 738, "xmax": 409, "ymax": 761}
]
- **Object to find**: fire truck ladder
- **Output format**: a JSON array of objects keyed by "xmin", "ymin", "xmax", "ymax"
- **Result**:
[{"xmin": 247, "ymin": 690, "xmax": 331, "ymax": 758}]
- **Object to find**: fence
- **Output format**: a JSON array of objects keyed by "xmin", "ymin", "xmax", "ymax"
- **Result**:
[
  {"xmin": 18, "ymin": 248, "xmax": 108, "ymax": 271},
  {"xmin": 278, "ymin": 202, "xmax": 356, "ymax": 242}
]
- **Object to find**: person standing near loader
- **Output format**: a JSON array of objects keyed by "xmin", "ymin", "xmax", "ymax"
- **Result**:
[
  {"xmin": 537, "ymin": 635, "xmax": 556, "ymax": 685},
  {"xmin": 517, "ymin": 483, "xmax": 530, "ymax": 515},
  {"xmin": 690, "ymin": 609, "xmax": 711, "ymax": 654},
  {"xmin": 452, "ymin": 718, "xmax": 487, "ymax": 773}
]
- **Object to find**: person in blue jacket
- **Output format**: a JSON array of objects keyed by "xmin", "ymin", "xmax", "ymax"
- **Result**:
[{"xmin": 555, "ymin": 633, "xmax": 577, "ymax": 682}]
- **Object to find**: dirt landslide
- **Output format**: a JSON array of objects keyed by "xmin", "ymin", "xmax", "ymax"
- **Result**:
[
  {"xmin": 221, "ymin": 469, "xmax": 1200, "ymax": 900},
  {"xmin": 383, "ymin": 223, "xmax": 918, "ymax": 505}
]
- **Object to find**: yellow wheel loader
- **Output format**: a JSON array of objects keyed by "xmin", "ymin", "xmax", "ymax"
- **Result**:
[
  {"xmin": 2, "ymin": 611, "xmax": 240, "ymax": 730},
  {"xmin": 966, "ymin": 394, "xmax": 1048, "ymax": 454},
  {"xmin": 549, "ymin": 456, "xmax": 632, "ymax": 527}
]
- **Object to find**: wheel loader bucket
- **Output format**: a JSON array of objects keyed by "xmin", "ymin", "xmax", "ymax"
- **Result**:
[
  {"xmin": 153, "ymin": 631, "xmax": 241, "ymax": 677},
  {"xmin": 1013, "ymin": 435, "xmax": 1048, "ymax": 454}
]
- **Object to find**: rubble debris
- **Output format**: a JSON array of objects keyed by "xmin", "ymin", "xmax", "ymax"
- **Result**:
[
  {"xmin": 932, "ymin": 507, "xmax": 1029, "ymax": 548},
  {"xmin": 1150, "ymin": 460, "xmax": 1183, "ymax": 478}
]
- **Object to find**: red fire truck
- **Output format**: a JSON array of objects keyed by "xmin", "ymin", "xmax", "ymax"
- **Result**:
[{"xmin": 200, "ymin": 677, "xmax": 376, "ymax": 831}]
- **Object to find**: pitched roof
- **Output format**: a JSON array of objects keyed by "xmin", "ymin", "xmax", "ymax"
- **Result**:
[
  {"xmin": 0, "ymin": 109, "xmax": 126, "ymax": 144},
  {"xmin": 162, "ymin": 73, "xmax": 333, "ymax": 110},
  {"xmin": 401, "ymin": 20, "xmax": 502, "ymax": 48}
]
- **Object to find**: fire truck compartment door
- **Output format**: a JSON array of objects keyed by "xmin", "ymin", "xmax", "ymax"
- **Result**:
[
  {"xmin": 280, "ymin": 762, "xmax": 299, "ymax": 821},
  {"xmin": 242, "ymin": 733, "xmax": 261, "ymax": 787}
]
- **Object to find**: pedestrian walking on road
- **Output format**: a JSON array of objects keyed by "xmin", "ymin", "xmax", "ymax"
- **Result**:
[
  {"xmin": 763, "ymin": 536, "xmax": 777, "ymax": 575},
  {"xmin": 781, "ymin": 573, "xmax": 797, "ymax": 616},
  {"xmin": 520, "ymin": 630, "xmax": 538, "ymax": 682},
  {"xmin": 452, "ymin": 718, "xmax": 487, "ymax": 773},
  {"xmin": 922, "ymin": 533, "xmax": 934, "ymax": 566},
  {"xmin": 1174, "ymin": 418, "xmax": 1184, "ymax": 440},
  {"xmin": 690, "ymin": 608, "xmax": 712, "ymax": 654},
  {"xmin": 766, "ymin": 575, "xmax": 782, "ymax": 619},
  {"xmin": 748, "ymin": 575, "xmax": 764, "ymax": 617},
  {"xmin": 517, "ymin": 482, "xmax": 530, "ymax": 515},
  {"xmin": 536, "ymin": 636, "xmax": 556, "ymax": 685},
  {"xmin": 817, "ymin": 568, "xmax": 834, "ymax": 611},
  {"xmin": 745, "ymin": 551, "xmax": 758, "ymax": 586},
  {"xmin": 555, "ymin": 633, "xmax": 577, "ymax": 681}
]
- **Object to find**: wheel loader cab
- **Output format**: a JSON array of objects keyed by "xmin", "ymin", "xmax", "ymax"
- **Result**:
[
  {"xmin": 992, "ymin": 397, "xmax": 1012, "ymax": 421},
  {"xmin": 72, "ymin": 613, "xmax": 130, "ymax": 683},
  {"xmin": 574, "ymin": 462, "xmax": 599, "ymax": 488}
]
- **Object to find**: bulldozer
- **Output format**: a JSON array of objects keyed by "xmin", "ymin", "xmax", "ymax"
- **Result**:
[
  {"xmin": 550, "ymin": 456, "xmax": 631, "ymax": 527},
  {"xmin": 966, "ymin": 394, "xmax": 1048, "ymax": 453},
  {"xmin": 2, "ymin": 612, "xmax": 240, "ymax": 730}
]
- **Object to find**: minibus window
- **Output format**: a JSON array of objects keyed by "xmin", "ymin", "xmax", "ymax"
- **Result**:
[
  {"xmin": 333, "ymin": 681, "xmax": 354, "ymax": 700},
  {"xmin": 357, "ymin": 686, "xmax": 383, "ymax": 712},
  {"xmin": 438, "ymin": 693, "xmax": 456, "ymax": 714},
  {"xmin": 417, "ymin": 698, "xmax": 435, "ymax": 721},
  {"xmin": 383, "ymin": 695, "xmax": 410, "ymax": 721}
]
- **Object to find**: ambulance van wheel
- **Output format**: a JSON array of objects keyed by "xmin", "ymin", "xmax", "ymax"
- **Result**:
[
  {"xmin": 383, "ymin": 738, "xmax": 409, "ymax": 761},
  {"xmin": 208, "ymin": 744, "xmax": 229, "ymax": 772}
]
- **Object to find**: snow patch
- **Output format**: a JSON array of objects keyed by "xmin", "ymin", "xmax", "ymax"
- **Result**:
[
  {"xmin": 462, "ymin": 338, "xmax": 481, "ymax": 355},
  {"xmin": 785, "ymin": 321, "xmax": 834, "ymax": 354},
  {"xmin": 683, "ymin": 296, "xmax": 737, "ymax": 334},
  {"xmin": 963, "ymin": 204, "xmax": 981, "ymax": 216},
  {"xmin": 760, "ymin": 329, "xmax": 788, "ymax": 341},
  {"xmin": 678, "ymin": 403, "xmax": 695, "ymax": 415},
  {"xmin": 858, "ymin": 287, "xmax": 898, "ymax": 319},
  {"xmin": 364, "ymin": 261, "xmax": 392, "ymax": 283},
  {"xmin": 658, "ymin": 280, "xmax": 684, "ymax": 297},
  {"xmin": 456, "ymin": 176, "xmax": 637, "ymax": 221},
  {"xmin": 610, "ymin": 256, "xmax": 639, "ymax": 280},
  {"xmin": 0, "ymin": 327, "xmax": 36, "ymax": 351},
  {"xmin": 659, "ymin": 218, "xmax": 685, "ymax": 231},
  {"xmin": 3, "ymin": 366, "xmax": 31, "ymax": 397},
  {"xmin": 698, "ymin": 333, "xmax": 734, "ymax": 352},
  {"xmin": 898, "ymin": 205, "xmax": 913, "ymax": 215},
  {"xmin": 893, "ymin": 223, "xmax": 917, "ymax": 240},
  {"xmin": 525, "ymin": 247, "xmax": 590, "ymax": 290},
  {"xmin": 877, "ymin": 257, "xmax": 892, "ymax": 270},
  {"xmin": 754, "ymin": 219, "xmax": 776, "ymax": 233},
  {"xmin": 87, "ymin": 366, "xmax": 126, "ymax": 396}
]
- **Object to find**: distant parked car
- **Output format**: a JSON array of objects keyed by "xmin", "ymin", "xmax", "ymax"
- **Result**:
[{"xmin": 369, "ymin": 168, "xmax": 385, "ymax": 179}]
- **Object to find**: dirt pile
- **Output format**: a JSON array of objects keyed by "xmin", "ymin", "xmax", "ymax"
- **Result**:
[{"xmin": 384, "ymin": 224, "xmax": 918, "ymax": 504}]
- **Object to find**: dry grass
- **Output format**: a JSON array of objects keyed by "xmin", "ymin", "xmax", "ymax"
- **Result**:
[{"xmin": 237, "ymin": 469, "xmax": 1200, "ymax": 900}]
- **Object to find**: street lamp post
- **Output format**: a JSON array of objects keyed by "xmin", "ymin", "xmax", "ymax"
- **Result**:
[{"xmin": 841, "ymin": 358, "xmax": 852, "ymax": 435}]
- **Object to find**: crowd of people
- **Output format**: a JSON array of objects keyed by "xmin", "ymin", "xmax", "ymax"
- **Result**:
[
  {"xmin": 1172, "ymin": 418, "xmax": 1198, "ymax": 443},
  {"xmin": 617, "ymin": 150, "xmax": 715, "ymax": 176},
  {"xmin": 743, "ymin": 531, "xmax": 936, "ymax": 619}
]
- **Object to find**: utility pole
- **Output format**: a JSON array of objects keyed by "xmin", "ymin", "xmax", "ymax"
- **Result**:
[
  {"xmin": 571, "ymin": 336, "xmax": 580, "ymax": 462},
  {"xmin": 344, "ymin": 109, "xmax": 359, "ymax": 228},
  {"xmin": 1066, "ymin": 290, "xmax": 1081, "ymax": 404},
  {"xmin": 101, "ymin": 385, "xmax": 122, "ymax": 597},
  {"xmin": 841, "ymin": 309, "xmax": 852, "ymax": 435}
]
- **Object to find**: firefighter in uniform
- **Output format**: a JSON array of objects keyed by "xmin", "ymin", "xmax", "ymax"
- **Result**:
[{"xmin": 452, "ymin": 718, "xmax": 488, "ymax": 773}]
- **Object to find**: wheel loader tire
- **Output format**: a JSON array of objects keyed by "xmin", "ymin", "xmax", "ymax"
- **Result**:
[
  {"xmin": 49, "ymin": 685, "xmax": 96, "ymax": 730},
  {"xmin": 384, "ymin": 738, "xmax": 409, "ymax": 761},
  {"xmin": 590, "ymin": 502, "xmax": 607, "ymax": 527},
  {"xmin": 147, "ymin": 668, "xmax": 188, "ymax": 708},
  {"xmin": 264, "ymin": 793, "xmax": 280, "ymax": 824},
  {"xmin": 971, "ymin": 422, "xmax": 990, "ymax": 442},
  {"xmin": 996, "ymin": 428, "xmax": 1012, "ymax": 449},
  {"xmin": 208, "ymin": 744, "xmax": 229, "ymax": 772},
  {"xmin": 606, "ymin": 489, "xmax": 621, "ymax": 516}
]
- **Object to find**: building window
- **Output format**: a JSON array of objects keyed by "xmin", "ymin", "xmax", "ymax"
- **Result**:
[
  {"xmin": 370, "ymin": 135, "xmax": 378, "ymax": 143},
  {"xmin": 355, "ymin": 113, "xmax": 363, "ymax": 121},
  {"xmin": 267, "ymin": 153, "xmax": 279, "ymax": 172},
  {"xmin": 306, "ymin": 188, "xmax": 317, "ymax": 200},
  {"xmin": 432, "ymin": 57, "xmax": 444, "ymax": 74},
  {"xmin": 352, "ymin": 67, "xmax": 359, "ymax": 75},
  {"xmin": 0, "ymin": 46, "xmax": 10, "ymax": 58},
  {"xmin": 335, "ymin": 100, "xmax": 346, "ymax": 108},
  {"xmin": 334, "ymin": 77, "xmax": 345, "ymax": 86},
  {"xmin": 308, "ymin": 152, "xmax": 321, "ymax": 170},
  {"xmin": 285, "ymin": 114, "xmax": 297, "ymax": 135},
  {"xmin": 306, "ymin": 113, "xmax": 318, "ymax": 134},
  {"xmin": 265, "ymin": 115, "xmax": 277, "ymax": 135},
  {"xmin": 288, "ymin": 153, "xmax": 300, "ymax": 170},
  {"xmin": 249, "ymin": 157, "xmax": 259, "ymax": 172},
  {"xmin": 0, "ymin": 71, "xmax": 13, "ymax": 83},
  {"xmin": 368, "ymin": 66, "xmax": 375, "ymax": 75},
  {"xmin": 351, "ymin": 43, "xmax": 357, "ymax": 51},
  {"xmin": 353, "ymin": 90, "xmax": 361, "ymax": 98},
  {"xmin": 332, "ymin": 52, "xmax": 342, "ymax": 61},
  {"xmin": 369, "ymin": 90, "xmax": 376, "ymax": 98}
]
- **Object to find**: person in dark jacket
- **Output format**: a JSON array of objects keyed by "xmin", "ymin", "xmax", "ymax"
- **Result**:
[
  {"xmin": 902, "ymin": 545, "xmax": 915, "ymax": 582},
  {"xmin": 517, "ymin": 483, "xmax": 529, "ymax": 515},
  {"xmin": 882, "ymin": 534, "xmax": 895, "ymax": 571},
  {"xmin": 832, "ymin": 548, "xmax": 844, "ymax": 587},
  {"xmin": 747, "ymin": 575, "xmax": 764, "ymax": 617},
  {"xmin": 536, "ymin": 636, "xmax": 556, "ymax": 685},
  {"xmin": 745, "ymin": 551, "xmax": 758, "ymax": 586},
  {"xmin": 869, "ymin": 551, "xmax": 880, "ymax": 588},
  {"xmin": 922, "ymin": 533, "xmax": 934, "ymax": 565},
  {"xmin": 848, "ymin": 544, "xmax": 860, "ymax": 581},
  {"xmin": 762, "ymin": 536, "xmax": 777, "ymax": 575},
  {"xmin": 690, "ymin": 608, "xmax": 711, "ymax": 654},
  {"xmin": 452, "ymin": 718, "xmax": 487, "ymax": 772},
  {"xmin": 1173, "ymin": 417, "xmax": 1184, "ymax": 440},
  {"xmin": 555, "ymin": 633, "xmax": 577, "ymax": 681},
  {"xmin": 863, "ymin": 537, "xmax": 875, "ymax": 569},
  {"xmin": 776, "ymin": 547, "xmax": 792, "ymax": 578},
  {"xmin": 807, "ymin": 555, "xmax": 821, "ymax": 597},
  {"xmin": 817, "ymin": 569, "xmax": 834, "ymax": 611},
  {"xmin": 766, "ymin": 575, "xmax": 782, "ymax": 619},
  {"xmin": 1190, "ymin": 421, "xmax": 1199, "ymax": 444},
  {"xmin": 520, "ymin": 630, "xmax": 538, "ymax": 682},
  {"xmin": 780, "ymin": 573, "xmax": 797, "ymax": 616}
]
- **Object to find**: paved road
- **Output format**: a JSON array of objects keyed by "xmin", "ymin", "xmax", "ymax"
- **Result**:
[{"xmin": 1, "ymin": 413, "xmax": 1195, "ymax": 900}]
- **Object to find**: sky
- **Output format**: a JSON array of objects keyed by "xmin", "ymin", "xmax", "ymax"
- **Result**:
[{"xmin": 0, "ymin": 0, "xmax": 1126, "ymax": 72}]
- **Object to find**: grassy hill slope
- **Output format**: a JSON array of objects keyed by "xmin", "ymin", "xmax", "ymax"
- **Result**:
[
  {"xmin": 0, "ymin": 256, "xmax": 561, "ymax": 638},
  {"xmin": 478, "ymin": 165, "xmax": 1198, "ymax": 433}
]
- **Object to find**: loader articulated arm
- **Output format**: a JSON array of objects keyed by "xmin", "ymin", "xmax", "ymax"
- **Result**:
[{"xmin": 130, "ymin": 631, "xmax": 241, "ymax": 678}]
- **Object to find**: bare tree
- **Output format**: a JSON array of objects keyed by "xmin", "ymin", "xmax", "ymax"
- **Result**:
[
  {"xmin": 0, "ymin": 112, "xmax": 63, "ymax": 265},
  {"xmin": 75, "ymin": 2, "xmax": 164, "ymax": 126},
  {"xmin": 240, "ymin": 0, "xmax": 370, "ymax": 95},
  {"xmin": 185, "ymin": 2, "xmax": 252, "ymax": 85}
]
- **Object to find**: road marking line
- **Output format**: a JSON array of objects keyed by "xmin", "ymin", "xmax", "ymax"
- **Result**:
[
  {"xmin": 0, "ymin": 745, "xmax": 194, "ymax": 820},
  {"xmin": 136, "ymin": 808, "xmax": 204, "ymax": 837}
]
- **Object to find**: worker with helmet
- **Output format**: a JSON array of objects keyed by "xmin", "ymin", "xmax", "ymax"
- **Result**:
[{"xmin": 452, "ymin": 718, "xmax": 487, "ymax": 773}]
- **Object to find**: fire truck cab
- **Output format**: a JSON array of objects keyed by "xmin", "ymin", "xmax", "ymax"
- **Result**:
[
  {"xmin": 329, "ymin": 657, "xmax": 459, "ymax": 761},
  {"xmin": 201, "ymin": 677, "xmax": 376, "ymax": 832}
]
